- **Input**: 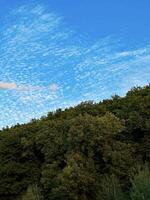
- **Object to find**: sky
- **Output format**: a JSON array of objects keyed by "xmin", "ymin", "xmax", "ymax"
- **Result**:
[{"xmin": 0, "ymin": 0, "xmax": 150, "ymax": 128}]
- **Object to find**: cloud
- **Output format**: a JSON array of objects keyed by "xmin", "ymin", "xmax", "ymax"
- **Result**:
[
  {"xmin": 0, "ymin": 82, "xmax": 39, "ymax": 91},
  {"xmin": 17, "ymin": 85, "xmax": 42, "ymax": 91},
  {"xmin": 0, "ymin": 4, "xmax": 150, "ymax": 129},
  {"xmin": 49, "ymin": 84, "xmax": 59, "ymax": 92},
  {"xmin": 0, "ymin": 82, "xmax": 17, "ymax": 90},
  {"xmin": 0, "ymin": 82, "xmax": 59, "ymax": 93}
]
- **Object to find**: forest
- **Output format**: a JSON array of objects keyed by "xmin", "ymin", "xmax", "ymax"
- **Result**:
[{"xmin": 0, "ymin": 84, "xmax": 150, "ymax": 200}]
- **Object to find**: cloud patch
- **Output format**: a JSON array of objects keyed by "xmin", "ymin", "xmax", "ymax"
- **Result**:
[
  {"xmin": 0, "ymin": 4, "xmax": 150, "ymax": 129},
  {"xmin": 50, "ymin": 84, "xmax": 59, "ymax": 92},
  {"xmin": 0, "ymin": 82, "xmax": 17, "ymax": 90},
  {"xmin": 0, "ymin": 82, "xmax": 59, "ymax": 93}
]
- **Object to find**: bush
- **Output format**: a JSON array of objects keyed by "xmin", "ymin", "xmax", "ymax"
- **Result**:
[
  {"xmin": 97, "ymin": 174, "xmax": 126, "ymax": 200},
  {"xmin": 130, "ymin": 165, "xmax": 150, "ymax": 200}
]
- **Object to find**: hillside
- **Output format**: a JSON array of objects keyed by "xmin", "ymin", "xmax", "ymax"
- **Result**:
[{"xmin": 0, "ymin": 84, "xmax": 150, "ymax": 200}]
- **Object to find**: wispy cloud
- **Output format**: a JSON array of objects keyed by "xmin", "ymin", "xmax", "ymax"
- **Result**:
[
  {"xmin": 0, "ymin": 82, "xmax": 17, "ymax": 90},
  {"xmin": 0, "ymin": 82, "xmax": 59, "ymax": 93},
  {"xmin": 49, "ymin": 84, "xmax": 59, "ymax": 92},
  {"xmin": 0, "ymin": 4, "xmax": 150, "ymax": 128}
]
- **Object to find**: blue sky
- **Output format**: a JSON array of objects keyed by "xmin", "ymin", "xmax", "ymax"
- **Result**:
[{"xmin": 0, "ymin": 0, "xmax": 150, "ymax": 128}]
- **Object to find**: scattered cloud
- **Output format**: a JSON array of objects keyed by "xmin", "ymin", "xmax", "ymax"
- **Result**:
[
  {"xmin": 0, "ymin": 4, "xmax": 150, "ymax": 129},
  {"xmin": 0, "ymin": 82, "xmax": 41, "ymax": 91},
  {"xmin": 49, "ymin": 84, "xmax": 59, "ymax": 92},
  {"xmin": 0, "ymin": 82, "xmax": 59, "ymax": 93},
  {"xmin": 0, "ymin": 82, "xmax": 17, "ymax": 90}
]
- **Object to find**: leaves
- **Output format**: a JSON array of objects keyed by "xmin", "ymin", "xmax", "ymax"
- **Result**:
[{"xmin": 0, "ymin": 85, "xmax": 150, "ymax": 199}]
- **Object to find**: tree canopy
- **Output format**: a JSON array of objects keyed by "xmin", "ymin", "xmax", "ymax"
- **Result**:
[{"xmin": 0, "ymin": 84, "xmax": 150, "ymax": 199}]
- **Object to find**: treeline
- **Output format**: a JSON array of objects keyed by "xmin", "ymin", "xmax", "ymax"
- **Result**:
[{"xmin": 0, "ymin": 84, "xmax": 150, "ymax": 200}]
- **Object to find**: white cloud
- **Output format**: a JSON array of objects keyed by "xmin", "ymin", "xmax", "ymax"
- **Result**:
[
  {"xmin": 49, "ymin": 84, "xmax": 59, "ymax": 92},
  {"xmin": 0, "ymin": 82, "xmax": 17, "ymax": 90},
  {"xmin": 17, "ymin": 85, "xmax": 42, "ymax": 91},
  {"xmin": 0, "ymin": 82, "xmax": 41, "ymax": 91},
  {"xmin": 0, "ymin": 4, "xmax": 150, "ymax": 129},
  {"xmin": 0, "ymin": 82, "xmax": 60, "ymax": 93}
]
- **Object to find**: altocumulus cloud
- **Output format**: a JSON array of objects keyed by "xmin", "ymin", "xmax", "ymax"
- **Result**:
[
  {"xmin": 0, "ymin": 4, "xmax": 150, "ymax": 129},
  {"xmin": 49, "ymin": 84, "xmax": 59, "ymax": 92}
]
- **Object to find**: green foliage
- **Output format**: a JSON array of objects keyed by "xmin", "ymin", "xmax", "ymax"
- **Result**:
[
  {"xmin": 0, "ymin": 84, "xmax": 150, "ymax": 199},
  {"xmin": 130, "ymin": 165, "xmax": 150, "ymax": 200},
  {"xmin": 97, "ymin": 174, "xmax": 127, "ymax": 200},
  {"xmin": 21, "ymin": 184, "xmax": 41, "ymax": 200}
]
